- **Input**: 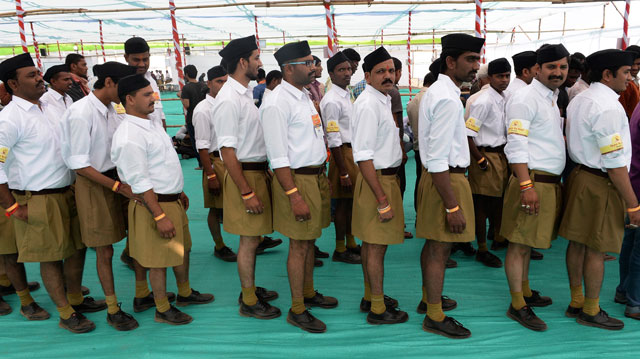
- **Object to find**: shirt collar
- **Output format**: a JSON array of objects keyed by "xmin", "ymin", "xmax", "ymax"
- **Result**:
[
  {"xmin": 531, "ymin": 78, "xmax": 557, "ymax": 101},
  {"xmin": 363, "ymin": 84, "xmax": 391, "ymax": 105},
  {"xmin": 227, "ymin": 76, "xmax": 252, "ymax": 98},
  {"xmin": 13, "ymin": 95, "xmax": 43, "ymax": 112},
  {"xmin": 590, "ymin": 81, "xmax": 621, "ymax": 101},
  {"xmin": 330, "ymin": 84, "xmax": 349, "ymax": 99},
  {"xmin": 205, "ymin": 93, "xmax": 216, "ymax": 105},
  {"xmin": 439, "ymin": 74, "xmax": 462, "ymax": 96},
  {"xmin": 281, "ymin": 80, "xmax": 306, "ymax": 100},
  {"xmin": 125, "ymin": 114, "xmax": 151, "ymax": 129},
  {"xmin": 88, "ymin": 92, "xmax": 110, "ymax": 116},
  {"xmin": 46, "ymin": 88, "xmax": 66, "ymax": 102}
]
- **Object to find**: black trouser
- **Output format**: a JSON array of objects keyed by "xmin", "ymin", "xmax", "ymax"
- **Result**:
[{"xmin": 185, "ymin": 122, "xmax": 201, "ymax": 166}]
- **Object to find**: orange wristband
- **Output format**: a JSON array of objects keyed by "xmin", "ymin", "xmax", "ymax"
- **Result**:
[
  {"xmin": 112, "ymin": 181, "xmax": 121, "ymax": 192},
  {"xmin": 154, "ymin": 213, "xmax": 166, "ymax": 222},
  {"xmin": 207, "ymin": 173, "xmax": 217, "ymax": 180},
  {"xmin": 285, "ymin": 187, "xmax": 298, "ymax": 196},
  {"xmin": 477, "ymin": 157, "xmax": 487, "ymax": 164},
  {"xmin": 628, "ymin": 205, "xmax": 640, "ymax": 213},
  {"xmin": 519, "ymin": 180, "xmax": 532, "ymax": 186},
  {"xmin": 445, "ymin": 205, "xmax": 460, "ymax": 214},
  {"xmin": 242, "ymin": 192, "xmax": 256, "ymax": 200}
]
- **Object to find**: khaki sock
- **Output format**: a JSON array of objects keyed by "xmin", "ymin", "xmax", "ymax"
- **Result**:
[
  {"xmin": 522, "ymin": 280, "xmax": 533, "ymax": 298},
  {"xmin": 135, "ymin": 280, "xmax": 151, "ymax": 299},
  {"xmin": 105, "ymin": 295, "xmax": 119, "ymax": 315},
  {"xmin": 478, "ymin": 242, "xmax": 488, "ymax": 252},
  {"xmin": 177, "ymin": 281, "xmax": 192, "ymax": 298},
  {"xmin": 16, "ymin": 289, "xmax": 34, "ymax": 307},
  {"xmin": 67, "ymin": 292, "xmax": 84, "ymax": 306},
  {"xmin": 291, "ymin": 296, "xmax": 306, "ymax": 314},
  {"xmin": 346, "ymin": 234, "xmax": 357, "ymax": 249},
  {"xmin": 303, "ymin": 280, "xmax": 315, "ymax": 299},
  {"xmin": 364, "ymin": 281, "xmax": 372, "ymax": 301},
  {"xmin": 569, "ymin": 285, "xmax": 585, "ymax": 309},
  {"xmin": 0, "ymin": 274, "xmax": 11, "ymax": 287},
  {"xmin": 426, "ymin": 302, "xmax": 445, "ymax": 322},
  {"xmin": 583, "ymin": 297, "xmax": 600, "ymax": 316},
  {"xmin": 213, "ymin": 237, "xmax": 226, "ymax": 251},
  {"xmin": 421, "ymin": 286, "xmax": 428, "ymax": 304},
  {"xmin": 154, "ymin": 296, "xmax": 170, "ymax": 313},
  {"xmin": 57, "ymin": 304, "xmax": 75, "ymax": 320},
  {"xmin": 242, "ymin": 286, "xmax": 258, "ymax": 306},
  {"xmin": 510, "ymin": 291, "xmax": 527, "ymax": 310},
  {"xmin": 371, "ymin": 294, "xmax": 386, "ymax": 314},
  {"xmin": 335, "ymin": 239, "xmax": 347, "ymax": 253}
]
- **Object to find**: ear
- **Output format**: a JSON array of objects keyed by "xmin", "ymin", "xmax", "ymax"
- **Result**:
[
  {"xmin": 445, "ymin": 55, "xmax": 456, "ymax": 71},
  {"xmin": 7, "ymin": 78, "xmax": 18, "ymax": 92},
  {"xmin": 364, "ymin": 71, "xmax": 371, "ymax": 83}
]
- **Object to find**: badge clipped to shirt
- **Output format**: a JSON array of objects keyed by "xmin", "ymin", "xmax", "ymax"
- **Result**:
[
  {"xmin": 0, "ymin": 147, "xmax": 8, "ymax": 163},
  {"xmin": 507, "ymin": 119, "xmax": 530, "ymax": 137},
  {"xmin": 465, "ymin": 117, "xmax": 482, "ymax": 133},
  {"xmin": 153, "ymin": 92, "xmax": 160, "ymax": 104},
  {"xmin": 326, "ymin": 120, "xmax": 340, "ymax": 133},
  {"xmin": 312, "ymin": 114, "xmax": 323, "ymax": 137},
  {"xmin": 598, "ymin": 133, "xmax": 624, "ymax": 155},
  {"xmin": 114, "ymin": 103, "xmax": 126, "ymax": 115}
]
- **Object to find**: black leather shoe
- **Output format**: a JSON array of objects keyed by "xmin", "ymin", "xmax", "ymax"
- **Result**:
[
  {"xmin": 332, "ymin": 250, "xmax": 361, "ymax": 264},
  {"xmin": 360, "ymin": 295, "xmax": 398, "ymax": 312},
  {"xmin": 256, "ymin": 236, "xmax": 283, "ymax": 254},
  {"xmin": 176, "ymin": 289, "xmax": 214, "ymax": 307},
  {"xmin": 286, "ymin": 309, "xmax": 326, "ymax": 333},
  {"xmin": 524, "ymin": 290, "xmax": 552, "ymax": 307},
  {"xmin": 577, "ymin": 309, "xmax": 624, "ymax": 330},
  {"xmin": 0, "ymin": 281, "xmax": 41, "ymax": 296},
  {"xmin": 475, "ymin": 251, "xmax": 503, "ymax": 268},
  {"xmin": 314, "ymin": 245, "xmax": 329, "ymax": 259},
  {"xmin": 81, "ymin": 286, "xmax": 90, "ymax": 296},
  {"xmin": 367, "ymin": 307, "xmax": 409, "ymax": 325},
  {"xmin": 452, "ymin": 242, "xmax": 476, "ymax": 256},
  {"xmin": 72, "ymin": 296, "xmax": 107, "ymax": 313},
  {"xmin": 0, "ymin": 297, "xmax": 11, "ymax": 316},
  {"xmin": 422, "ymin": 315, "xmax": 471, "ymax": 339},
  {"xmin": 133, "ymin": 292, "xmax": 176, "ymax": 313},
  {"xmin": 490, "ymin": 240, "xmax": 509, "ymax": 251},
  {"xmin": 446, "ymin": 258, "xmax": 458, "ymax": 268},
  {"xmin": 506, "ymin": 305, "xmax": 547, "ymax": 331},
  {"xmin": 304, "ymin": 291, "xmax": 338, "ymax": 309},
  {"xmin": 347, "ymin": 244, "xmax": 361, "ymax": 255},
  {"xmin": 614, "ymin": 291, "xmax": 628, "ymax": 304},
  {"xmin": 214, "ymin": 246, "xmax": 237, "ymax": 262},
  {"xmin": 530, "ymin": 249, "xmax": 544, "ymax": 260},
  {"xmin": 416, "ymin": 296, "xmax": 457, "ymax": 314},
  {"xmin": 20, "ymin": 302, "xmax": 50, "ymax": 320},
  {"xmin": 155, "ymin": 305, "xmax": 193, "ymax": 325},
  {"xmin": 59, "ymin": 312, "xmax": 96, "ymax": 333},
  {"xmin": 239, "ymin": 300, "xmax": 281, "ymax": 319},
  {"xmin": 107, "ymin": 305, "xmax": 139, "ymax": 331},
  {"xmin": 237, "ymin": 287, "xmax": 279, "ymax": 305},
  {"xmin": 565, "ymin": 305, "xmax": 581, "ymax": 318},
  {"xmin": 314, "ymin": 259, "xmax": 324, "ymax": 267}
]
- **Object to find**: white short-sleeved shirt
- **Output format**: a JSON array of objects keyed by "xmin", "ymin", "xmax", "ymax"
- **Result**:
[
  {"xmin": 260, "ymin": 80, "xmax": 326, "ymax": 169},
  {"xmin": 0, "ymin": 96, "xmax": 74, "ymax": 190},
  {"xmin": 60, "ymin": 92, "xmax": 122, "ymax": 172},
  {"xmin": 504, "ymin": 78, "xmax": 566, "ymax": 175},
  {"xmin": 567, "ymin": 78, "xmax": 589, "ymax": 102},
  {"xmin": 352, "ymin": 85, "xmax": 402, "ymax": 170},
  {"xmin": 146, "ymin": 71, "xmax": 166, "ymax": 128},
  {"xmin": 40, "ymin": 88, "xmax": 70, "ymax": 118},
  {"xmin": 193, "ymin": 94, "xmax": 217, "ymax": 152},
  {"xmin": 213, "ymin": 77, "xmax": 267, "ymax": 162},
  {"xmin": 418, "ymin": 74, "xmax": 470, "ymax": 173},
  {"xmin": 506, "ymin": 77, "xmax": 528, "ymax": 98},
  {"xmin": 111, "ymin": 114, "xmax": 183, "ymax": 195},
  {"xmin": 465, "ymin": 86, "xmax": 507, "ymax": 147},
  {"xmin": 320, "ymin": 84, "xmax": 353, "ymax": 149},
  {"xmin": 566, "ymin": 82, "xmax": 630, "ymax": 172},
  {"xmin": 464, "ymin": 83, "xmax": 490, "ymax": 120}
]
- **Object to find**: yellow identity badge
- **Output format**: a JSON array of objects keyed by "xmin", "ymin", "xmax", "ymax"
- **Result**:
[
  {"xmin": 326, "ymin": 120, "xmax": 340, "ymax": 133},
  {"xmin": 507, "ymin": 119, "xmax": 530, "ymax": 137},
  {"xmin": 0, "ymin": 147, "xmax": 9, "ymax": 163},
  {"xmin": 598, "ymin": 133, "xmax": 624, "ymax": 154},
  {"xmin": 153, "ymin": 92, "xmax": 160, "ymax": 101},
  {"xmin": 465, "ymin": 117, "xmax": 482, "ymax": 133},
  {"xmin": 114, "ymin": 103, "xmax": 126, "ymax": 114}
]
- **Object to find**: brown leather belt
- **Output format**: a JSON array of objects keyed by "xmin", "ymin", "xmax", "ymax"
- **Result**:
[
  {"xmin": 242, "ymin": 162, "xmax": 269, "ymax": 171},
  {"xmin": 156, "ymin": 193, "xmax": 181, "ymax": 202},
  {"xmin": 343, "ymin": 143, "xmax": 352, "ymax": 148},
  {"xmin": 101, "ymin": 168, "xmax": 119, "ymax": 181},
  {"xmin": 533, "ymin": 174, "xmax": 561, "ymax": 184},
  {"xmin": 13, "ymin": 186, "xmax": 71, "ymax": 196},
  {"xmin": 478, "ymin": 145, "xmax": 505, "ymax": 153},
  {"xmin": 380, "ymin": 167, "xmax": 400, "ymax": 176},
  {"xmin": 211, "ymin": 151, "xmax": 220, "ymax": 158},
  {"xmin": 449, "ymin": 167, "xmax": 467, "ymax": 174},
  {"xmin": 579, "ymin": 165, "xmax": 608, "ymax": 178},
  {"xmin": 294, "ymin": 166, "xmax": 324, "ymax": 175}
]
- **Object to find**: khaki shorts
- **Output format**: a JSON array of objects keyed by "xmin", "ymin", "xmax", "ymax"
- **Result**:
[
  {"xmin": 203, "ymin": 154, "xmax": 225, "ymax": 209},
  {"xmin": 0, "ymin": 214, "xmax": 17, "ymax": 255},
  {"xmin": 328, "ymin": 146, "xmax": 360, "ymax": 199},
  {"xmin": 468, "ymin": 150, "xmax": 508, "ymax": 197},
  {"xmin": 223, "ymin": 168, "xmax": 273, "ymax": 237}
]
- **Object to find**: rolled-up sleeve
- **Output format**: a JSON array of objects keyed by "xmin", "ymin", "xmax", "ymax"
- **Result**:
[
  {"xmin": 425, "ymin": 98, "xmax": 458, "ymax": 173},
  {"xmin": 193, "ymin": 105, "xmax": 211, "ymax": 150},
  {"xmin": 64, "ymin": 109, "xmax": 92, "ymax": 170},
  {"xmin": 592, "ymin": 108, "xmax": 628, "ymax": 169},
  {"xmin": 111, "ymin": 136, "xmax": 153, "ymax": 194},
  {"xmin": 352, "ymin": 104, "xmax": 377, "ymax": 163},
  {"xmin": 320, "ymin": 101, "xmax": 343, "ymax": 148},
  {"xmin": 504, "ymin": 100, "xmax": 533, "ymax": 164},
  {"xmin": 0, "ymin": 119, "xmax": 18, "ymax": 184},
  {"xmin": 261, "ymin": 103, "xmax": 290, "ymax": 169},
  {"xmin": 214, "ymin": 100, "xmax": 239, "ymax": 150}
]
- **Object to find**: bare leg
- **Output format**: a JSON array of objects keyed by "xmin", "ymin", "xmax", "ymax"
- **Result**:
[
  {"xmin": 423, "ymin": 240, "xmax": 452, "ymax": 304},
  {"xmin": 95, "ymin": 245, "xmax": 115, "ymax": 296},
  {"xmin": 364, "ymin": 244, "xmax": 388, "ymax": 295},
  {"xmin": 505, "ymin": 242, "xmax": 530, "ymax": 292},
  {"xmin": 2, "ymin": 254, "xmax": 27, "ymax": 292},
  {"xmin": 237, "ymin": 236, "xmax": 260, "ymax": 288},
  {"xmin": 172, "ymin": 250, "xmax": 190, "ymax": 284},
  {"xmin": 566, "ymin": 241, "xmax": 585, "ymax": 289},
  {"xmin": 287, "ymin": 239, "xmax": 311, "ymax": 299},
  {"xmin": 207, "ymin": 209, "xmax": 224, "ymax": 249},
  {"xmin": 63, "ymin": 248, "xmax": 86, "ymax": 295},
  {"xmin": 583, "ymin": 248, "xmax": 605, "ymax": 299},
  {"xmin": 149, "ymin": 268, "xmax": 167, "ymax": 300},
  {"xmin": 40, "ymin": 261, "xmax": 69, "ymax": 307}
]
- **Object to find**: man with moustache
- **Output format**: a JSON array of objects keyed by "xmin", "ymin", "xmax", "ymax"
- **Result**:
[
  {"xmin": 560, "ymin": 49, "xmax": 638, "ymax": 330},
  {"xmin": 351, "ymin": 47, "xmax": 409, "ymax": 325},
  {"xmin": 40, "ymin": 65, "xmax": 73, "ymax": 114},
  {"xmin": 501, "ymin": 44, "xmax": 569, "ymax": 332},
  {"xmin": 0, "ymin": 53, "xmax": 94, "ymax": 333},
  {"xmin": 261, "ymin": 41, "xmax": 337, "ymax": 333},
  {"xmin": 214, "ymin": 35, "xmax": 281, "ymax": 319},
  {"xmin": 416, "ymin": 33, "xmax": 484, "ymax": 339},
  {"xmin": 65, "ymin": 54, "xmax": 90, "ymax": 102},
  {"xmin": 465, "ymin": 58, "xmax": 511, "ymax": 268},
  {"xmin": 320, "ymin": 51, "xmax": 361, "ymax": 264}
]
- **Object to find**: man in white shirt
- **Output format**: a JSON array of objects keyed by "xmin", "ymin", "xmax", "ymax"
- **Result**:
[
  {"xmin": 262, "ymin": 70, "xmax": 282, "ymax": 104},
  {"xmin": 111, "ymin": 74, "xmax": 213, "ymax": 326},
  {"xmin": 465, "ymin": 58, "xmax": 511, "ymax": 269},
  {"xmin": 416, "ymin": 33, "xmax": 484, "ymax": 339},
  {"xmin": 560, "ymin": 49, "xmax": 638, "ymax": 330},
  {"xmin": 40, "ymin": 64, "xmax": 72, "ymax": 115},
  {"xmin": 261, "ymin": 41, "xmax": 337, "ymax": 333},
  {"xmin": 501, "ymin": 44, "xmax": 569, "ymax": 332},
  {"xmin": 320, "ymin": 51, "xmax": 361, "ymax": 264},
  {"xmin": 0, "ymin": 53, "xmax": 94, "ymax": 333},
  {"xmin": 351, "ymin": 46, "xmax": 408, "ymax": 325},
  {"xmin": 60, "ymin": 62, "xmax": 140, "ymax": 331},
  {"xmin": 506, "ymin": 51, "xmax": 538, "ymax": 96}
]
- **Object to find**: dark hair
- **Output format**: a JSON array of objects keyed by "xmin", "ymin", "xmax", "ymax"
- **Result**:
[
  {"xmin": 569, "ymin": 56, "xmax": 585, "ymax": 72},
  {"xmin": 342, "ymin": 48, "xmax": 361, "ymax": 62},
  {"xmin": 257, "ymin": 68, "xmax": 266, "ymax": 80},
  {"xmin": 588, "ymin": 65, "xmax": 623, "ymax": 84},
  {"xmin": 93, "ymin": 75, "xmax": 122, "ymax": 90},
  {"xmin": 392, "ymin": 57, "xmax": 402, "ymax": 71},
  {"xmin": 514, "ymin": 63, "xmax": 536, "ymax": 76},
  {"xmin": 572, "ymin": 52, "xmax": 586, "ymax": 62},
  {"xmin": 119, "ymin": 88, "xmax": 143, "ymax": 107},
  {"xmin": 440, "ymin": 49, "xmax": 466, "ymax": 73},
  {"xmin": 423, "ymin": 72, "xmax": 436, "ymax": 87},
  {"xmin": 224, "ymin": 50, "xmax": 255, "ymax": 75},
  {"xmin": 313, "ymin": 56, "xmax": 321, "ymax": 65},
  {"xmin": 266, "ymin": 70, "xmax": 282, "ymax": 85},
  {"xmin": 184, "ymin": 65, "xmax": 197, "ymax": 79},
  {"xmin": 3, "ymin": 70, "xmax": 17, "ymax": 95},
  {"xmin": 65, "ymin": 53, "xmax": 85, "ymax": 66}
]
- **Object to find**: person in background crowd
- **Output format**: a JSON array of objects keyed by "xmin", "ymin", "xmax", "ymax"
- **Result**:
[
  {"xmin": 65, "ymin": 54, "xmax": 90, "ymax": 102},
  {"xmin": 253, "ymin": 68, "xmax": 267, "ymax": 107}
]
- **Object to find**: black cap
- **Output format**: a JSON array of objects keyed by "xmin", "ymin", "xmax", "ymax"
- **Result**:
[
  {"xmin": 117, "ymin": 74, "xmax": 151, "ymax": 100},
  {"xmin": 274, "ymin": 41, "xmax": 311, "ymax": 66},
  {"xmin": 219, "ymin": 35, "xmax": 258, "ymax": 60},
  {"xmin": 93, "ymin": 62, "xmax": 137, "ymax": 82},
  {"xmin": 587, "ymin": 49, "xmax": 636, "ymax": 72},
  {"xmin": 625, "ymin": 45, "xmax": 640, "ymax": 59},
  {"xmin": 0, "ymin": 53, "xmax": 35, "ymax": 83},
  {"xmin": 512, "ymin": 51, "xmax": 537, "ymax": 69},
  {"xmin": 488, "ymin": 58, "xmax": 511, "ymax": 75},
  {"xmin": 441, "ymin": 33, "xmax": 485, "ymax": 54},
  {"xmin": 43, "ymin": 64, "xmax": 70, "ymax": 83},
  {"xmin": 536, "ymin": 44, "xmax": 570, "ymax": 64},
  {"xmin": 124, "ymin": 37, "xmax": 150, "ymax": 55},
  {"xmin": 327, "ymin": 51, "xmax": 349, "ymax": 72},
  {"xmin": 207, "ymin": 65, "xmax": 227, "ymax": 81},
  {"xmin": 363, "ymin": 47, "xmax": 392, "ymax": 73}
]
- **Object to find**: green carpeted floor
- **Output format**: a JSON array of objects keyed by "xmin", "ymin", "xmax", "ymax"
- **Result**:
[{"xmin": 1, "ymin": 92, "xmax": 637, "ymax": 358}]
